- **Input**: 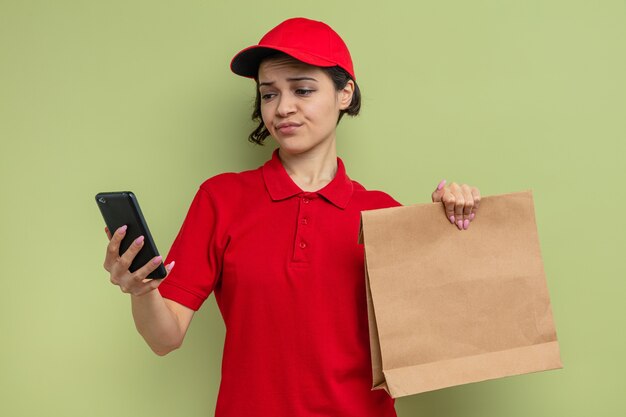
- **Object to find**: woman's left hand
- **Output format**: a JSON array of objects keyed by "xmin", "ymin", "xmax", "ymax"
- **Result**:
[{"xmin": 431, "ymin": 179, "xmax": 481, "ymax": 231}]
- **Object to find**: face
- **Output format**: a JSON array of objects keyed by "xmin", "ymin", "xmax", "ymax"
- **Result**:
[{"xmin": 257, "ymin": 55, "xmax": 354, "ymax": 156}]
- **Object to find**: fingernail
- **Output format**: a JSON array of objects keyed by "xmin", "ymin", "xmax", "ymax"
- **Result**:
[
  {"xmin": 134, "ymin": 235, "xmax": 144, "ymax": 245},
  {"xmin": 470, "ymin": 213, "xmax": 475, "ymax": 220},
  {"xmin": 167, "ymin": 261, "xmax": 175, "ymax": 271},
  {"xmin": 456, "ymin": 219, "xmax": 463, "ymax": 230},
  {"xmin": 152, "ymin": 255, "xmax": 162, "ymax": 265},
  {"xmin": 437, "ymin": 179, "xmax": 446, "ymax": 190},
  {"xmin": 119, "ymin": 225, "xmax": 127, "ymax": 233},
  {"xmin": 463, "ymin": 219, "xmax": 469, "ymax": 229},
  {"xmin": 449, "ymin": 215, "xmax": 455, "ymax": 224}
]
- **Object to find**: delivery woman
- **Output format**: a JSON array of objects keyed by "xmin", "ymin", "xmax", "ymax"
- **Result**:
[{"xmin": 102, "ymin": 17, "xmax": 481, "ymax": 417}]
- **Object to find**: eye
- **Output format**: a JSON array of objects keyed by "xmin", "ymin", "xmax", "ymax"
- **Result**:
[
  {"xmin": 295, "ymin": 88, "xmax": 314, "ymax": 96},
  {"xmin": 261, "ymin": 92, "xmax": 276, "ymax": 101}
]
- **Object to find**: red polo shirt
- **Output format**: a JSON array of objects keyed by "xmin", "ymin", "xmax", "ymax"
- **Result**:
[{"xmin": 159, "ymin": 148, "xmax": 401, "ymax": 417}]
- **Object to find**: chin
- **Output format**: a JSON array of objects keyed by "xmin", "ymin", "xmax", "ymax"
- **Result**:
[{"xmin": 273, "ymin": 138, "xmax": 318, "ymax": 155}]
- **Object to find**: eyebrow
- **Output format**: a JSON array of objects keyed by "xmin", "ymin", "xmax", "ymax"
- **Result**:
[{"xmin": 258, "ymin": 77, "xmax": 318, "ymax": 87}]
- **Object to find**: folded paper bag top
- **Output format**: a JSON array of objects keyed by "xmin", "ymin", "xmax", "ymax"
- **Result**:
[{"xmin": 358, "ymin": 190, "xmax": 562, "ymax": 398}]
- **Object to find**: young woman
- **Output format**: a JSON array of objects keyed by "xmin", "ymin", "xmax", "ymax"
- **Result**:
[{"xmin": 103, "ymin": 17, "xmax": 481, "ymax": 417}]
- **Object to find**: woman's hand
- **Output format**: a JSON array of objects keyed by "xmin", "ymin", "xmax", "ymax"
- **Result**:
[
  {"xmin": 431, "ymin": 179, "xmax": 481, "ymax": 231},
  {"xmin": 103, "ymin": 225, "xmax": 174, "ymax": 296}
]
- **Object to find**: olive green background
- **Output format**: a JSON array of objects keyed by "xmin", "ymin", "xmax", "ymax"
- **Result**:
[{"xmin": 1, "ymin": 0, "xmax": 624, "ymax": 416}]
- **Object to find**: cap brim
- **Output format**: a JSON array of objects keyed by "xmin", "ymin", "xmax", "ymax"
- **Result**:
[{"xmin": 230, "ymin": 45, "xmax": 337, "ymax": 79}]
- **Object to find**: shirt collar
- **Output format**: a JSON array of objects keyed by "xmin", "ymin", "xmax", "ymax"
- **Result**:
[{"xmin": 262, "ymin": 148, "xmax": 354, "ymax": 209}]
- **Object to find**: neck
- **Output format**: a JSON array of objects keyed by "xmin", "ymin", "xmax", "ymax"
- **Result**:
[{"xmin": 278, "ymin": 138, "xmax": 338, "ymax": 192}]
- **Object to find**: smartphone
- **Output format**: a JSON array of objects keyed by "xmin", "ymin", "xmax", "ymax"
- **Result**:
[{"xmin": 95, "ymin": 191, "xmax": 167, "ymax": 279}]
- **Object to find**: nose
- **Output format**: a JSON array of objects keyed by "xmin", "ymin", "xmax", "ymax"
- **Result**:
[{"xmin": 276, "ymin": 93, "xmax": 296, "ymax": 117}]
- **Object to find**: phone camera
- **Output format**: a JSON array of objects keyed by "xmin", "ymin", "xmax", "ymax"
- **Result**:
[{"xmin": 98, "ymin": 197, "xmax": 106, "ymax": 204}]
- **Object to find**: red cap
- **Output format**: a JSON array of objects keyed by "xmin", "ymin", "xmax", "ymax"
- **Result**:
[{"xmin": 230, "ymin": 17, "xmax": 356, "ymax": 81}]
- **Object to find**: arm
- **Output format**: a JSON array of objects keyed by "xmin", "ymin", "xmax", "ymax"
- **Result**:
[
  {"xmin": 104, "ymin": 225, "xmax": 195, "ymax": 356},
  {"xmin": 131, "ymin": 292, "xmax": 195, "ymax": 356}
]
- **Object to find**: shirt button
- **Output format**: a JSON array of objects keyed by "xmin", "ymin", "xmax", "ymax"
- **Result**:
[
  {"xmin": 301, "ymin": 218, "xmax": 308, "ymax": 225},
  {"xmin": 302, "ymin": 198, "xmax": 310, "ymax": 204},
  {"xmin": 299, "ymin": 242, "xmax": 307, "ymax": 249}
]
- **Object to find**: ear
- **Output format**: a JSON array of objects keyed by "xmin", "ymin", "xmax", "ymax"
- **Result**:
[{"xmin": 338, "ymin": 79, "xmax": 355, "ymax": 110}]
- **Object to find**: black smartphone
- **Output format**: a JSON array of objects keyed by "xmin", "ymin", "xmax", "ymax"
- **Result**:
[{"xmin": 95, "ymin": 191, "xmax": 167, "ymax": 279}]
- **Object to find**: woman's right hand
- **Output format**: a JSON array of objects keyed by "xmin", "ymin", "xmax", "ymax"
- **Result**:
[{"xmin": 103, "ymin": 225, "xmax": 174, "ymax": 296}]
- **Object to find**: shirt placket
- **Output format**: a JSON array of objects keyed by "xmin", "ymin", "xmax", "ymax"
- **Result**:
[{"xmin": 292, "ymin": 192, "xmax": 317, "ymax": 263}]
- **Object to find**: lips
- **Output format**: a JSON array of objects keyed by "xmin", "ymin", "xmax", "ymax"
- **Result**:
[{"xmin": 275, "ymin": 122, "xmax": 302, "ymax": 134}]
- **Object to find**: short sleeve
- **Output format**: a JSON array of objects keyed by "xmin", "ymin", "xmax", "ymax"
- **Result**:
[
  {"xmin": 370, "ymin": 189, "xmax": 403, "ymax": 209},
  {"xmin": 384, "ymin": 193, "xmax": 402, "ymax": 208},
  {"xmin": 158, "ymin": 186, "xmax": 223, "ymax": 311}
]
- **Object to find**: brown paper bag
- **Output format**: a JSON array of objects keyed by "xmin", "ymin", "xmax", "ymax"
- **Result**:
[{"xmin": 359, "ymin": 190, "xmax": 562, "ymax": 398}]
